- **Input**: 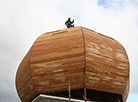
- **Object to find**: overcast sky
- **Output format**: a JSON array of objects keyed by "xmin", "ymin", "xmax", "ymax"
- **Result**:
[{"xmin": 0, "ymin": 0, "xmax": 138, "ymax": 102}]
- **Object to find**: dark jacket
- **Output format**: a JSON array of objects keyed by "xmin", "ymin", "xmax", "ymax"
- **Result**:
[{"xmin": 65, "ymin": 19, "xmax": 74, "ymax": 28}]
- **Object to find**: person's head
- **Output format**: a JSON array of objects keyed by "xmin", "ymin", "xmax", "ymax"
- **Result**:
[{"xmin": 68, "ymin": 17, "xmax": 71, "ymax": 20}]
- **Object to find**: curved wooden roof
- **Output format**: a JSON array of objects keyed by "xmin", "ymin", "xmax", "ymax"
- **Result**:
[{"xmin": 16, "ymin": 27, "xmax": 129, "ymax": 102}]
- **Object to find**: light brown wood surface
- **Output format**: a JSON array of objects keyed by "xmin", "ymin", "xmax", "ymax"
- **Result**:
[{"xmin": 16, "ymin": 27, "xmax": 129, "ymax": 102}]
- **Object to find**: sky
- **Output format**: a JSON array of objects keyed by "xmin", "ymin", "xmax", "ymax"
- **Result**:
[{"xmin": 0, "ymin": 0, "xmax": 138, "ymax": 102}]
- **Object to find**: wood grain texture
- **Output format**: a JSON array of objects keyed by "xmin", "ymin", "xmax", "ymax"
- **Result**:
[
  {"xmin": 16, "ymin": 49, "xmax": 37, "ymax": 102},
  {"xmin": 16, "ymin": 27, "xmax": 129, "ymax": 102},
  {"xmin": 82, "ymin": 27, "xmax": 129, "ymax": 102}
]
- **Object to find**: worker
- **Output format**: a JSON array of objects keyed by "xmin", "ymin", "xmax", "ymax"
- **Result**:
[{"xmin": 65, "ymin": 17, "xmax": 74, "ymax": 28}]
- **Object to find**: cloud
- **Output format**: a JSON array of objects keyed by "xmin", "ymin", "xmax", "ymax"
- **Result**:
[
  {"xmin": 98, "ymin": 0, "xmax": 124, "ymax": 8},
  {"xmin": 127, "ymin": 93, "xmax": 138, "ymax": 102},
  {"xmin": 0, "ymin": 0, "xmax": 138, "ymax": 102}
]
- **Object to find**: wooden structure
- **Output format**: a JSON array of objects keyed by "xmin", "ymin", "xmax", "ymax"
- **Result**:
[{"xmin": 16, "ymin": 27, "xmax": 129, "ymax": 102}]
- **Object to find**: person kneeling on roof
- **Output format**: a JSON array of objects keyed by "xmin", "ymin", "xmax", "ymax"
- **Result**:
[{"xmin": 65, "ymin": 17, "xmax": 74, "ymax": 28}]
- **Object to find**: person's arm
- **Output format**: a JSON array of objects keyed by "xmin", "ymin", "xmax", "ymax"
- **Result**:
[{"xmin": 71, "ymin": 19, "xmax": 74, "ymax": 23}]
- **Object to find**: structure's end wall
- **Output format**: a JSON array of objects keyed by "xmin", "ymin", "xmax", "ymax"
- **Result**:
[
  {"xmin": 16, "ymin": 50, "xmax": 37, "ymax": 102},
  {"xmin": 81, "ymin": 27, "xmax": 129, "ymax": 101}
]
